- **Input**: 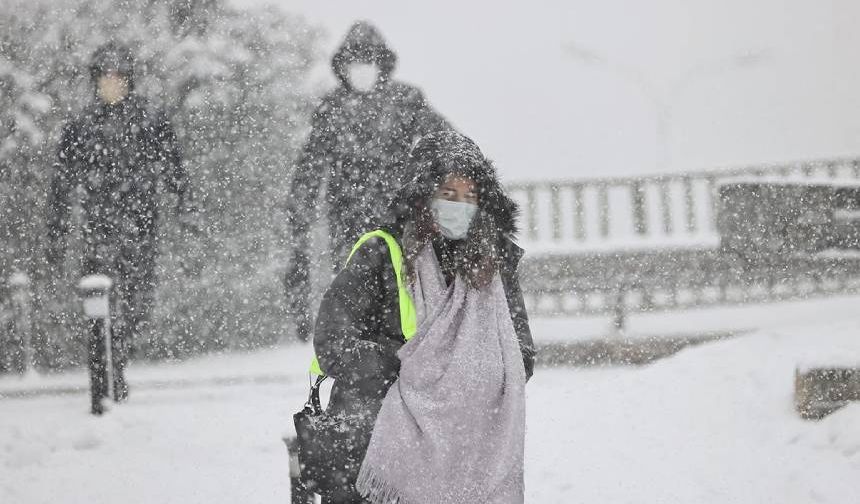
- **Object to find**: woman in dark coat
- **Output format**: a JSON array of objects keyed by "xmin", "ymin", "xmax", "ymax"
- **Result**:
[{"xmin": 313, "ymin": 131, "xmax": 535, "ymax": 504}]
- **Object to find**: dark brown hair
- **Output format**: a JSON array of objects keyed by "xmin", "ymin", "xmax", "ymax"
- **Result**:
[{"xmin": 384, "ymin": 131, "xmax": 520, "ymax": 288}]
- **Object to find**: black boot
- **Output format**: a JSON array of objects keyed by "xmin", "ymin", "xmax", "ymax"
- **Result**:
[{"xmin": 91, "ymin": 400, "xmax": 105, "ymax": 416}]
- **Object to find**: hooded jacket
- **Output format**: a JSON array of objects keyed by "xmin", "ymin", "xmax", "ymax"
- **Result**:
[
  {"xmin": 47, "ymin": 44, "xmax": 188, "ymax": 270},
  {"xmin": 287, "ymin": 21, "xmax": 450, "ymax": 263},
  {"xmin": 285, "ymin": 21, "xmax": 451, "ymax": 341},
  {"xmin": 311, "ymin": 132, "xmax": 535, "ymax": 499}
]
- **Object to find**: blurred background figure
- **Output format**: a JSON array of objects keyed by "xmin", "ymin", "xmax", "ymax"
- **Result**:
[
  {"xmin": 285, "ymin": 20, "xmax": 451, "ymax": 342},
  {"xmin": 46, "ymin": 42, "xmax": 194, "ymax": 413}
]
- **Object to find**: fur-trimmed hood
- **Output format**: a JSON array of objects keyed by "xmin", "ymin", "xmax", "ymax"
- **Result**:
[
  {"xmin": 331, "ymin": 21, "xmax": 397, "ymax": 91},
  {"xmin": 389, "ymin": 131, "xmax": 519, "ymax": 237}
]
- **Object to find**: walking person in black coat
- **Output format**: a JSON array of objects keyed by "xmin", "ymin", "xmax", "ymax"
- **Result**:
[
  {"xmin": 284, "ymin": 20, "xmax": 451, "ymax": 341},
  {"xmin": 46, "ymin": 42, "xmax": 193, "ymax": 414},
  {"xmin": 312, "ymin": 131, "xmax": 535, "ymax": 504}
]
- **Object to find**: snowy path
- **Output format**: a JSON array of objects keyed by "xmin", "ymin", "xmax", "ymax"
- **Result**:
[
  {"xmin": 2, "ymin": 326, "xmax": 859, "ymax": 503},
  {"xmin": 527, "ymin": 325, "xmax": 860, "ymax": 503}
]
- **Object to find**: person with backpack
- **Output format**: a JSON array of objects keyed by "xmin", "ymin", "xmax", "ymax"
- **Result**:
[{"xmin": 311, "ymin": 131, "xmax": 534, "ymax": 503}]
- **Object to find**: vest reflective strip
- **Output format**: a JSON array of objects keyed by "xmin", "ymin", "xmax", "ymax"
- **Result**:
[{"xmin": 309, "ymin": 230, "xmax": 417, "ymax": 376}]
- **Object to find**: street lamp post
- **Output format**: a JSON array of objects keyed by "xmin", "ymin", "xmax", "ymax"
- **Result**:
[{"xmin": 564, "ymin": 43, "xmax": 771, "ymax": 172}]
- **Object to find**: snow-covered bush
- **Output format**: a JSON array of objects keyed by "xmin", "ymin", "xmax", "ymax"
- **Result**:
[{"xmin": 0, "ymin": 0, "xmax": 322, "ymax": 368}]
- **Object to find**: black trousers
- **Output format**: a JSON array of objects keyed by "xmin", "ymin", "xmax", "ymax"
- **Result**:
[
  {"xmin": 283, "ymin": 219, "xmax": 360, "ymax": 342},
  {"xmin": 321, "ymin": 491, "xmax": 368, "ymax": 504}
]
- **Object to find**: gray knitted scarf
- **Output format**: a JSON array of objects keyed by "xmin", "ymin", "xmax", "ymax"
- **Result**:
[{"xmin": 356, "ymin": 244, "xmax": 526, "ymax": 504}]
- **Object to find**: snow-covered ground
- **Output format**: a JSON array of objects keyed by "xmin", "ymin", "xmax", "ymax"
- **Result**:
[
  {"xmin": 2, "ymin": 312, "xmax": 859, "ymax": 503},
  {"xmin": 528, "ymin": 323, "xmax": 860, "ymax": 503}
]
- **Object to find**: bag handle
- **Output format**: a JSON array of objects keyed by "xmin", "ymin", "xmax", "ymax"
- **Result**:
[{"xmin": 304, "ymin": 374, "xmax": 327, "ymax": 414}]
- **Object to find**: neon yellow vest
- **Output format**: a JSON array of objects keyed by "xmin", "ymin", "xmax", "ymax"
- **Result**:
[{"xmin": 309, "ymin": 230, "xmax": 417, "ymax": 376}]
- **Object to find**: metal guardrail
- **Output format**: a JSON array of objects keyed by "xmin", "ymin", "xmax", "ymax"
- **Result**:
[{"xmin": 519, "ymin": 250, "xmax": 860, "ymax": 319}]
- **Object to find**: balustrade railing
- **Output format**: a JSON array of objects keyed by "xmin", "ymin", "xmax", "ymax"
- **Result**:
[
  {"xmin": 509, "ymin": 156, "xmax": 860, "ymax": 320},
  {"xmin": 507, "ymin": 157, "xmax": 860, "ymax": 253}
]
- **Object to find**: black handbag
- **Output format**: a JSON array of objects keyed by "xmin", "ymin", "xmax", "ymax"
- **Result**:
[{"xmin": 293, "ymin": 375, "xmax": 372, "ymax": 497}]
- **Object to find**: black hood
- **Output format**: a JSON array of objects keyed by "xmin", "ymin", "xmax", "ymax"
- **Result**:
[
  {"xmin": 331, "ymin": 21, "xmax": 397, "ymax": 90},
  {"xmin": 89, "ymin": 41, "xmax": 136, "ymax": 91},
  {"xmin": 390, "ymin": 131, "xmax": 519, "ymax": 237}
]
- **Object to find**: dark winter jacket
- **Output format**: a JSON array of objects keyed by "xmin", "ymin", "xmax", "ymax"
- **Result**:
[
  {"xmin": 312, "ymin": 132, "xmax": 535, "ymax": 499},
  {"xmin": 284, "ymin": 21, "xmax": 451, "ymax": 341},
  {"xmin": 288, "ymin": 21, "xmax": 450, "ymax": 263},
  {"xmin": 315, "ymin": 232, "xmax": 534, "ymax": 402},
  {"xmin": 47, "ymin": 94, "xmax": 188, "ymax": 268}
]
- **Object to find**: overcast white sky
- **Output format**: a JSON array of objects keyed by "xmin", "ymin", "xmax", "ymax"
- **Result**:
[{"xmin": 237, "ymin": 0, "xmax": 860, "ymax": 181}]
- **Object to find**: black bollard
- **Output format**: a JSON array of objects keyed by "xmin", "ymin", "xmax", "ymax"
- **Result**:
[{"xmin": 77, "ymin": 275, "xmax": 114, "ymax": 415}]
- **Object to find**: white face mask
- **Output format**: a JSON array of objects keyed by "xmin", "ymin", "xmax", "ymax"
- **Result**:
[
  {"xmin": 347, "ymin": 63, "xmax": 380, "ymax": 92},
  {"xmin": 431, "ymin": 199, "xmax": 478, "ymax": 240}
]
